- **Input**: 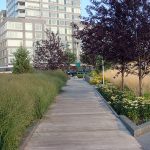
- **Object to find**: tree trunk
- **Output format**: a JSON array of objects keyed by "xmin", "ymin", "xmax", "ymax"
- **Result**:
[
  {"xmin": 102, "ymin": 58, "xmax": 105, "ymax": 85},
  {"xmin": 121, "ymin": 66, "xmax": 125, "ymax": 91},
  {"xmin": 138, "ymin": 56, "xmax": 143, "ymax": 96},
  {"xmin": 139, "ymin": 68, "xmax": 143, "ymax": 96}
]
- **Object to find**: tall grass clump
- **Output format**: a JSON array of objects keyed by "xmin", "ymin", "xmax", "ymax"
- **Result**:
[
  {"xmin": 0, "ymin": 70, "xmax": 67, "ymax": 150},
  {"xmin": 105, "ymin": 69, "xmax": 150, "ymax": 97}
]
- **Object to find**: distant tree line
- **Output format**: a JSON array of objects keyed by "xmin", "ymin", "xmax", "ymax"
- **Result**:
[{"xmin": 73, "ymin": 0, "xmax": 150, "ymax": 96}]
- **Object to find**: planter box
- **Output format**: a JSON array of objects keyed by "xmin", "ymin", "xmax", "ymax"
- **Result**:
[
  {"xmin": 120, "ymin": 115, "xmax": 150, "ymax": 137},
  {"xmin": 95, "ymin": 88, "xmax": 150, "ymax": 137}
]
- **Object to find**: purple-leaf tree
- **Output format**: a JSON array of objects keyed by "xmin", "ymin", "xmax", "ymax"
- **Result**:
[{"xmin": 33, "ymin": 30, "xmax": 64, "ymax": 70}]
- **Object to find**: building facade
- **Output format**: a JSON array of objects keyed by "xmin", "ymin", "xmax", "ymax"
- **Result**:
[
  {"xmin": 0, "ymin": 18, "xmax": 45, "ymax": 66},
  {"xmin": 0, "ymin": 0, "xmax": 81, "ymax": 66}
]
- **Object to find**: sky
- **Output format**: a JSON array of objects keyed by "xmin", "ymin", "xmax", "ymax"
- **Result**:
[{"xmin": 0, "ymin": 0, "xmax": 91, "ymax": 17}]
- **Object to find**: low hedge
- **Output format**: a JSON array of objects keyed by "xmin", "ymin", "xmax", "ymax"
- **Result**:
[
  {"xmin": 98, "ymin": 82, "xmax": 150, "ymax": 125},
  {"xmin": 0, "ymin": 70, "xmax": 67, "ymax": 150},
  {"xmin": 77, "ymin": 74, "xmax": 84, "ymax": 78}
]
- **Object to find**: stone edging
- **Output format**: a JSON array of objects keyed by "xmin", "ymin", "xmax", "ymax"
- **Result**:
[
  {"xmin": 120, "ymin": 115, "xmax": 150, "ymax": 137},
  {"xmin": 84, "ymin": 75, "xmax": 92, "ymax": 83},
  {"xmin": 93, "ymin": 86, "xmax": 150, "ymax": 137},
  {"xmin": 95, "ymin": 89, "xmax": 119, "ymax": 118}
]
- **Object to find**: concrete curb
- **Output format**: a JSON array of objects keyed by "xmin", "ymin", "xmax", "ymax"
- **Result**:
[
  {"xmin": 84, "ymin": 75, "xmax": 92, "ymax": 83},
  {"xmin": 120, "ymin": 115, "xmax": 150, "ymax": 137},
  {"xmin": 94, "ymin": 88, "xmax": 120, "ymax": 118}
]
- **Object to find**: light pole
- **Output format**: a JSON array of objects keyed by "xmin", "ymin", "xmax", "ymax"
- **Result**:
[
  {"xmin": 76, "ymin": 41, "xmax": 80, "ymax": 63},
  {"xmin": 102, "ymin": 57, "xmax": 105, "ymax": 85}
]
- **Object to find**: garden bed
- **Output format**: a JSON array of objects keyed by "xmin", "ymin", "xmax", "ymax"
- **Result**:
[{"xmin": 97, "ymin": 82, "xmax": 150, "ymax": 136}]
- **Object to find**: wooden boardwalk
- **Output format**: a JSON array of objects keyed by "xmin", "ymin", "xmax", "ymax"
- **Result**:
[{"xmin": 23, "ymin": 79, "xmax": 142, "ymax": 150}]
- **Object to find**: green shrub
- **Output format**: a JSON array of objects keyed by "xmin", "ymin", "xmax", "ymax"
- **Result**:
[
  {"xmin": 0, "ymin": 70, "xmax": 67, "ymax": 149},
  {"xmin": 90, "ymin": 70, "xmax": 103, "ymax": 85},
  {"xmin": 77, "ymin": 74, "xmax": 84, "ymax": 78},
  {"xmin": 13, "ymin": 46, "xmax": 32, "ymax": 74},
  {"xmin": 98, "ymin": 82, "xmax": 150, "ymax": 125}
]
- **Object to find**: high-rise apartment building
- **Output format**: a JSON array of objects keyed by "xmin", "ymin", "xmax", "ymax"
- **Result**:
[{"xmin": 0, "ymin": 0, "xmax": 81, "ymax": 67}]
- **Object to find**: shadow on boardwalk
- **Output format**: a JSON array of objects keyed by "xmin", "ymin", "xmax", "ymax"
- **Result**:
[{"xmin": 22, "ymin": 79, "xmax": 143, "ymax": 150}]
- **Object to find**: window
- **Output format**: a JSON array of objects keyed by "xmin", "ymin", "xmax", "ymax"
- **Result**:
[
  {"xmin": 4, "ymin": 58, "xmax": 7, "ymax": 64},
  {"xmin": 74, "ymin": 8, "xmax": 80, "ymax": 14},
  {"xmin": 66, "ymin": 21, "xmax": 71, "ymax": 26},
  {"xmin": 42, "ymin": 0, "xmax": 48, "ymax": 2},
  {"xmin": 67, "ymin": 36, "xmax": 72, "ymax": 42},
  {"xmin": 25, "ymin": 23, "xmax": 32, "ymax": 31},
  {"xmin": 51, "ymin": 27, "xmax": 58, "ymax": 33},
  {"xmin": 7, "ymin": 40, "xmax": 23, "ymax": 46},
  {"xmin": 50, "ymin": 19, "xmax": 58, "ymax": 25},
  {"xmin": 42, "ymin": 4, "xmax": 49, "ymax": 9},
  {"xmin": 73, "ymin": 1, "xmax": 80, "ymax": 6},
  {"xmin": 59, "ymin": 13, "xmax": 65, "ymax": 19},
  {"xmin": 8, "ymin": 57, "xmax": 14, "ymax": 64},
  {"xmin": 66, "ymin": 13, "xmax": 72, "ymax": 19},
  {"xmin": 26, "ymin": 2, "xmax": 40, "ymax": 8},
  {"xmin": 26, "ymin": 10, "xmax": 40, "ymax": 16},
  {"xmin": 66, "ymin": 28, "xmax": 72, "ymax": 34},
  {"xmin": 50, "ymin": 13, "xmax": 57, "ymax": 18},
  {"xmin": 49, "ymin": 6, "xmax": 57, "ymax": 11},
  {"xmin": 42, "ymin": 11, "xmax": 49, "ymax": 17},
  {"xmin": 59, "ymin": 20, "xmax": 65, "ymax": 26},
  {"xmin": 35, "ymin": 32, "xmax": 42, "ymax": 39},
  {"xmin": 66, "ymin": 7, "xmax": 72, "ymax": 12},
  {"xmin": 27, "ymin": 0, "xmax": 40, "ymax": 2},
  {"xmin": 59, "ymin": 6, "xmax": 65, "ymax": 11},
  {"xmin": 25, "ymin": 32, "xmax": 33, "ymax": 39},
  {"xmin": 73, "ymin": 15, "xmax": 80, "ymax": 20},
  {"xmin": 35, "ymin": 24, "xmax": 42, "ymax": 31},
  {"xmin": 7, "ymin": 22, "xmax": 23, "ymax": 30},
  {"xmin": 49, "ymin": 0, "xmax": 57, "ymax": 2},
  {"xmin": 59, "ymin": 27, "xmax": 65, "ymax": 34},
  {"xmin": 7, "ymin": 31, "xmax": 23, "ymax": 38},
  {"xmin": 66, "ymin": 0, "xmax": 72, "ymax": 5},
  {"xmin": 60, "ymin": 35, "xmax": 66, "ymax": 41},
  {"xmin": 26, "ymin": 41, "xmax": 33, "ymax": 47},
  {"xmin": 8, "ymin": 48, "xmax": 17, "ymax": 55},
  {"xmin": 58, "ymin": 0, "xmax": 64, "ymax": 4}
]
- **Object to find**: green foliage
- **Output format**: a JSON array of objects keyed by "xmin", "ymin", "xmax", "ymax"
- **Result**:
[
  {"xmin": 34, "ymin": 30, "xmax": 64, "ymax": 70},
  {"xmin": 89, "ymin": 70, "xmax": 103, "ymax": 85},
  {"xmin": 98, "ymin": 82, "xmax": 150, "ymax": 125},
  {"xmin": 64, "ymin": 51, "xmax": 77, "ymax": 65},
  {"xmin": 13, "ymin": 47, "xmax": 32, "ymax": 74},
  {"xmin": 0, "ymin": 71, "xmax": 67, "ymax": 149},
  {"xmin": 95, "ymin": 56, "xmax": 111, "ymax": 71},
  {"xmin": 143, "ymin": 93, "xmax": 150, "ymax": 99},
  {"xmin": 77, "ymin": 74, "xmax": 84, "ymax": 78}
]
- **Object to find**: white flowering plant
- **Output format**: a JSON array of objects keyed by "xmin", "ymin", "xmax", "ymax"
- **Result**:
[{"xmin": 98, "ymin": 82, "xmax": 150, "ymax": 125}]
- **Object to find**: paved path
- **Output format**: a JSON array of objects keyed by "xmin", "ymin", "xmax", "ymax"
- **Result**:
[
  {"xmin": 24, "ymin": 79, "xmax": 143, "ymax": 150},
  {"xmin": 137, "ymin": 132, "xmax": 150, "ymax": 150}
]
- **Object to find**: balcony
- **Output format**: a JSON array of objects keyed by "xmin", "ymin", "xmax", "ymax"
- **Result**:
[
  {"xmin": 17, "ymin": 4, "xmax": 25, "ymax": 10},
  {"xmin": 16, "ymin": 0, "xmax": 25, "ymax": 2},
  {"xmin": 17, "ymin": 5, "xmax": 25, "ymax": 10},
  {"xmin": 17, "ymin": 12, "xmax": 25, "ymax": 18}
]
